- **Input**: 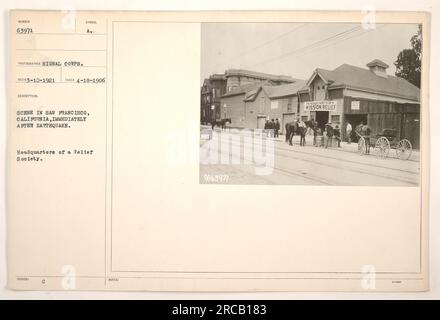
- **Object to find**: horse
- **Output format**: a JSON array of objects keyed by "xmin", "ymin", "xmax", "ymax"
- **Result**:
[
  {"xmin": 357, "ymin": 124, "xmax": 372, "ymax": 154},
  {"xmin": 285, "ymin": 119, "xmax": 317, "ymax": 146},
  {"xmin": 211, "ymin": 118, "xmax": 231, "ymax": 130},
  {"xmin": 285, "ymin": 121, "xmax": 298, "ymax": 145}
]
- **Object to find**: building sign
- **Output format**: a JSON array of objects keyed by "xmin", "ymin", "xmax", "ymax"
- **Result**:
[
  {"xmin": 351, "ymin": 100, "xmax": 360, "ymax": 110},
  {"xmin": 304, "ymin": 100, "xmax": 337, "ymax": 112}
]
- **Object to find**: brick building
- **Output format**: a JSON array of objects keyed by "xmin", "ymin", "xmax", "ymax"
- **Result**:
[
  {"xmin": 224, "ymin": 69, "xmax": 296, "ymax": 93},
  {"xmin": 200, "ymin": 74, "xmax": 227, "ymax": 124}
]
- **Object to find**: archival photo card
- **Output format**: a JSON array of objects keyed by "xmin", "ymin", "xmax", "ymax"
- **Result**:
[
  {"xmin": 200, "ymin": 22, "xmax": 422, "ymax": 186},
  {"xmin": 7, "ymin": 10, "xmax": 429, "ymax": 292}
]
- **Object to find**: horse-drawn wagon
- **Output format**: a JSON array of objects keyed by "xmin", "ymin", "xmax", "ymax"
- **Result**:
[{"xmin": 357, "ymin": 128, "xmax": 412, "ymax": 160}]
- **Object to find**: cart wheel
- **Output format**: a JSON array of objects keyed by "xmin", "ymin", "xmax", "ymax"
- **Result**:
[
  {"xmin": 375, "ymin": 137, "xmax": 390, "ymax": 158},
  {"xmin": 396, "ymin": 139, "xmax": 412, "ymax": 160},
  {"xmin": 357, "ymin": 136, "xmax": 366, "ymax": 155}
]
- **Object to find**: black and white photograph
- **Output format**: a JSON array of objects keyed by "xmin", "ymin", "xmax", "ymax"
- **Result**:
[{"xmin": 200, "ymin": 22, "xmax": 422, "ymax": 186}]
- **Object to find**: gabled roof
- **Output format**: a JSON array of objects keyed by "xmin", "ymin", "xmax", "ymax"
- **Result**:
[
  {"xmin": 221, "ymin": 81, "xmax": 271, "ymax": 98},
  {"xmin": 224, "ymin": 80, "xmax": 308, "ymax": 102},
  {"xmin": 262, "ymin": 80, "xmax": 307, "ymax": 99},
  {"xmin": 244, "ymin": 87, "xmax": 262, "ymax": 101},
  {"xmin": 300, "ymin": 63, "xmax": 420, "ymax": 101},
  {"xmin": 225, "ymin": 69, "xmax": 297, "ymax": 83},
  {"xmin": 240, "ymin": 80, "xmax": 307, "ymax": 102}
]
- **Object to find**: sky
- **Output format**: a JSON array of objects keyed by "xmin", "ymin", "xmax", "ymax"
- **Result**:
[{"xmin": 201, "ymin": 23, "xmax": 419, "ymax": 84}]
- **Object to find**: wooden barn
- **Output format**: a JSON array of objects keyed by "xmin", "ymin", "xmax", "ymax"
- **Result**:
[{"xmin": 297, "ymin": 59, "xmax": 420, "ymax": 148}]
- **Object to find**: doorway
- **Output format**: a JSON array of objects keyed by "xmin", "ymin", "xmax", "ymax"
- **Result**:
[
  {"xmin": 315, "ymin": 111, "xmax": 329, "ymax": 131},
  {"xmin": 257, "ymin": 116, "xmax": 267, "ymax": 129}
]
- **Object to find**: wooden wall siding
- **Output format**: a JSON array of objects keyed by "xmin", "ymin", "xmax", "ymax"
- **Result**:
[
  {"xmin": 368, "ymin": 113, "xmax": 402, "ymax": 137},
  {"xmin": 328, "ymin": 88, "xmax": 344, "ymax": 100},
  {"xmin": 244, "ymin": 101, "xmax": 258, "ymax": 129},
  {"xmin": 274, "ymin": 95, "xmax": 298, "ymax": 114},
  {"xmin": 344, "ymin": 96, "xmax": 420, "ymax": 115},
  {"xmin": 343, "ymin": 96, "xmax": 420, "ymax": 149},
  {"xmin": 367, "ymin": 113, "xmax": 419, "ymax": 149},
  {"xmin": 222, "ymin": 94, "xmax": 246, "ymax": 127},
  {"xmin": 311, "ymin": 77, "xmax": 326, "ymax": 101},
  {"xmin": 298, "ymin": 92, "xmax": 310, "ymax": 102},
  {"xmin": 401, "ymin": 113, "xmax": 420, "ymax": 149}
]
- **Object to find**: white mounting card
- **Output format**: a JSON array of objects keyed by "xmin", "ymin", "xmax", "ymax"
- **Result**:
[{"xmin": 7, "ymin": 10, "xmax": 430, "ymax": 291}]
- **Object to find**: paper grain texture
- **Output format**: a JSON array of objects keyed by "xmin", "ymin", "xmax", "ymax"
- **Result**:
[{"xmin": 7, "ymin": 10, "xmax": 430, "ymax": 291}]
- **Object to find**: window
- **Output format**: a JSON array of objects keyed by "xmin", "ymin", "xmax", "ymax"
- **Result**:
[
  {"xmin": 301, "ymin": 115, "xmax": 308, "ymax": 121},
  {"xmin": 287, "ymin": 98, "xmax": 293, "ymax": 111},
  {"xmin": 331, "ymin": 115, "xmax": 340, "ymax": 124},
  {"xmin": 271, "ymin": 100, "xmax": 279, "ymax": 110}
]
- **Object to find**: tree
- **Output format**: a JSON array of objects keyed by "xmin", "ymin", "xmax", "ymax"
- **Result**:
[{"xmin": 394, "ymin": 25, "xmax": 422, "ymax": 88}]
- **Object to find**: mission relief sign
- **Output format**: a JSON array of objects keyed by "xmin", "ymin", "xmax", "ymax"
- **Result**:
[{"xmin": 304, "ymin": 100, "xmax": 337, "ymax": 111}]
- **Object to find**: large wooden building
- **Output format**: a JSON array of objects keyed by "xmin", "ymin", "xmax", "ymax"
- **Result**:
[
  {"xmin": 297, "ymin": 59, "xmax": 421, "ymax": 148},
  {"xmin": 221, "ymin": 81, "xmax": 307, "ymax": 130},
  {"xmin": 241, "ymin": 81, "xmax": 307, "ymax": 132}
]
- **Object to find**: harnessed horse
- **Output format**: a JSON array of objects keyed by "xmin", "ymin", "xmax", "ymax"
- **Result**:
[{"xmin": 285, "ymin": 120, "xmax": 317, "ymax": 146}]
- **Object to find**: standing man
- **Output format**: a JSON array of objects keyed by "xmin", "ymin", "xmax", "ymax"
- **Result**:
[
  {"xmin": 270, "ymin": 119, "xmax": 276, "ymax": 138},
  {"xmin": 361, "ymin": 124, "xmax": 371, "ymax": 154},
  {"xmin": 325, "ymin": 123, "xmax": 334, "ymax": 148},
  {"xmin": 334, "ymin": 125, "xmax": 341, "ymax": 148},
  {"xmin": 312, "ymin": 120, "xmax": 319, "ymax": 146},
  {"xmin": 267, "ymin": 119, "xmax": 273, "ymax": 138},
  {"xmin": 274, "ymin": 118, "xmax": 280, "ymax": 138},
  {"xmin": 298, "ymin": 118, "xmax": 306, "ymax": 146},
  {"xmin": 264, "ymin": 119, "xmax": 269, "ymax": 137},
  {"xmin": 346, "ymin": 121, "xmax": 352, "ymax": 144}
]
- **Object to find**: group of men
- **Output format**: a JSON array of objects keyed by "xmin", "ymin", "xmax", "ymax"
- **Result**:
[
  {"xmin": 262, "ymin": 117, "xmax": 370, "ymax": 153},
  {"xmin": 322, "ymin": 123, "xmax": 341, "ymax": 148},
  {"xmin": 264, "ymin": 118, "xmax": 281, "ymax": 138}
]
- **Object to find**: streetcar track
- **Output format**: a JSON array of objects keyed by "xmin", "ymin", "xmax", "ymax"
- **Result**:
[
  {"xmin": 206, "ymin": 130, "xmax": 419, "ymax": 175},
  {"xmin": 273, "ymin": 141, "xmax": 419, "ymax": 175},
  {"xmin": 201, "ymin": 137, "xmax": 337, "ymax": 185},
  {"xmin": 201, "ymin": 136, "xmax": 419, "ymax": 186},
  {"xmin": 274, "ymin": 147, "xmax": 418, "ymax": 185},
  {"xmin": 271, "ymin": 166, "xmax": 334, "ymax": 185},
  {"xmin": 202, "ymin": 150, "xmax": 335, "ymax": 186},
  {"xmin": 251, "ymin": 141, "xmax": 418, "ymax": 185}
]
